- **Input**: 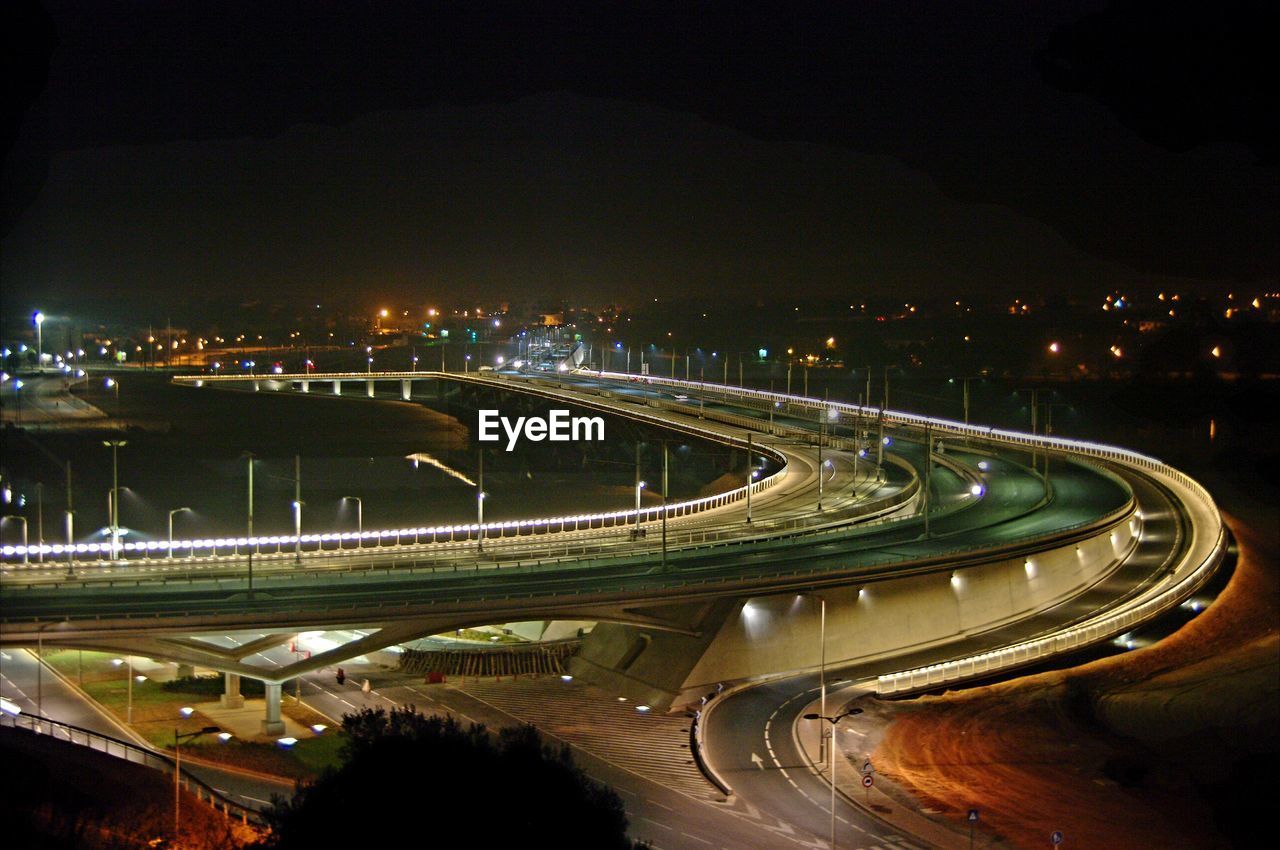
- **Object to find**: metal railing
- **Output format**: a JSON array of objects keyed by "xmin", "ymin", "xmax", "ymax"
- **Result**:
[
  {"xmin": 585, "ymin": 370, "xmax": 1227, "ymax": 690},
  {"xmin": 875, "ymin": 526, "xmax": 1224, "ymax": 694},
  {"xmin": 0, "ymin": 711, "xmax": 265, "ymax": 824},
  {"xmin": 4, "ymin": 372, "xmax": 791, "ymax": 564},
  {"xmin": 0, "ymin": 464, "xmax": 917, "ymax": 593}
]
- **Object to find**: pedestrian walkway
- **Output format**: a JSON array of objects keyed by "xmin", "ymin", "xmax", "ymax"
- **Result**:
[{"xmin": 457, "ymin": 676, "xmax": 720, "ymax": 801}]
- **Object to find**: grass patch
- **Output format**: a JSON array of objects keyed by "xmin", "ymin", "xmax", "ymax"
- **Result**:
[
  {"xmin": 184, "ymin": 731, "xmax": 346, "ymax": 780},
  {"xmin": 38, "ymin": 649, "xmax": 344, "ymax": 778}
]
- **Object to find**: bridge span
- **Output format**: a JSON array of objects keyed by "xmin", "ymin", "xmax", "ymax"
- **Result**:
[{"xmin": 1, "ymin": 369, "xmax": 1224, "ymax": 732}]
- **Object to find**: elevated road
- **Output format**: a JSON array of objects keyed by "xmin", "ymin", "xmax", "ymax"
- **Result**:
[
  {"xmin": 1, "ymin": 370, "xmax": 1216, "ymax": 706},
  {"xmin": 1, "ymin": 368, "xmax": 1227, "ymax": 849}
]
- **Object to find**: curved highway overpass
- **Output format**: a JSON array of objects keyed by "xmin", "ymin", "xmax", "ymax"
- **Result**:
[{"xmin": 1, "ymin": 369, "xmax": 1224, "ymax": 746}]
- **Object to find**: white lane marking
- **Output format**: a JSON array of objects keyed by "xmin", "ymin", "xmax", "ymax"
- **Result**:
[{"xmin": 638, "ymin": 816, "xmax": 673, "ymax": 830}]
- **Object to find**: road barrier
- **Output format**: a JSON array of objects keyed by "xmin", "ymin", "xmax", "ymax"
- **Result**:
[
  {"xmin": 582, "ymin": 370, "xmax": 1226, "ymax": 694},
  {"xmin": 0, "ymin": 711, "xmax": 265, "ymax": 824},
  {"xmin": 4, "ymin": 371, "xmax": 791, "ymax": 564}
]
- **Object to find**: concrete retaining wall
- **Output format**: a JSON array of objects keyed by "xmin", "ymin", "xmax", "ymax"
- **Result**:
[{"xmin": 671, "ymin": 512, "xmax": 1138, "ymax": 706}]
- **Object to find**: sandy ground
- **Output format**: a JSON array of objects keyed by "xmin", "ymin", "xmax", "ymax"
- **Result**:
[{"xmin": 872, "ymin": 510, "xmax": 1279, "ymax": 849}]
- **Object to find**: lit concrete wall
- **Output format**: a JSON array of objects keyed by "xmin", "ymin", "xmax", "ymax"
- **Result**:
[{"xmin": 671, "ymin": 517, "xmax": 1137, "ymax": 706}]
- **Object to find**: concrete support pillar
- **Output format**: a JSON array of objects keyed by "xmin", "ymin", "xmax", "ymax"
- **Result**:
[
  {"xmin": 366, "ymin": 381, "xmax": 375, "ymax": 398},
  {"xmin": 175, "ymin": 663, "xmax": 195, "ymax": 680},
  {"xmin": 220, "ymin": 673, "xmax": 244, "ymax": 709},
  {"xmin": 300, "ymin": 380, "xmax": 309, "ymax": 393},
  {"xmin": 252, "ymin": 381, "xmax": 261, "ymax": 392},
  {"xmin": 261, "ymin": 682, "xmax": 285, "ymax": 735},
  {"xmin": 332, "ymin": 380, "xmax": 342, "ymax": 396},
  {"xmin": 400, "ymin": 379, "xmax": 411, "ymax": 400}
]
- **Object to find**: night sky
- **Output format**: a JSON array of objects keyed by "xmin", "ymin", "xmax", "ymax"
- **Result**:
[{"xmin": 2, "ymin": 0, "xmax": 1276, "ymax": 311}]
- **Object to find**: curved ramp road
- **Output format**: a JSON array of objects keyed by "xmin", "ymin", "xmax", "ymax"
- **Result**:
[{"xmin": 0, "ymin": 369, "xmax": 1225, "ymax": 849}]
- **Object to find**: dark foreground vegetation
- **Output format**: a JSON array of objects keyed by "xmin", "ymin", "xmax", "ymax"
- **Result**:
[{"xmin": 259, "ymin": 707, "xmax": 648, "ymax": 849}]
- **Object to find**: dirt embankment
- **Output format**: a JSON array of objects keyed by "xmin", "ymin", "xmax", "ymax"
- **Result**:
[
  {"xmin": 873, "ymin": 511, "xmax": 1278, "ymax": 849},
  {"xmin": 2, "ymin": 725, "xmax": 257, "ymax": 849}
]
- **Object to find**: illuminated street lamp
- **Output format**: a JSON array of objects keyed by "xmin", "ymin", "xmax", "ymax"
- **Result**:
[
  {"xmin": 33, "ymin": 311, "xmax": 45, "ymax": 369},
  {"xmin": 476, "ymin": 448, "xmax": 485, "ymax": 551},
  {"xmin": 174, "ymin": 724, "xmax": 221, "ymax": 835},
  {"xmin": 342, "ymin": 496, "xmax": 363, "ymax": 547},
  {"xmin": 803, "ymin": 706, "xmax": 866, "ymax": 850},
  {"xmin": 104, "ymin": 377, "xmax": 121, "ymax": 418},
  {"xmin": 292, "ymin": 499, "xmax": 304, "ymax": 563},
  {"xmin": 167, "ymin": 507, "xmax": 191, "ymax": 558},
  {"xmin": 102, "ymin": 440, "xmax": 127, "ymax": 559}
]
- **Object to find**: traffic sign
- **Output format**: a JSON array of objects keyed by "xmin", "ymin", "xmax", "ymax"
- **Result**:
[
  {"xmin": 968, "ymin": 809, "xmax": 979, "ymax": 822},
  {"xmin": 1051, "ymin": 831, "xmax": 1064, "ymax": 846},
  {"xmin": 862, "ymin": 774, "xmax": 874, "ymax": 788},
  {"xmin": 862, "ymin": 760, "xmax": 874, "ymax": 775}
]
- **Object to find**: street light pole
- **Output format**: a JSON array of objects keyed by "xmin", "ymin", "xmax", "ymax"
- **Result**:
[
  {"xmin": 802, "ymin": 706, "xmax": 865, "ymax": 850},
  {"xmin": 174, "ymin": 725, "xmax": 221, "ymax": 836},
  {"xmin": 34, "ymin": 311, "xmax": 44, "ymax": 370},
  {"xmin": 167, "ymin": 507, "xmax": 190, "ymax": 558},
  {"xmin": 343, "ymin": 496, "xmax": 363, "ymax": 546},
  {"xmin": 923, "ymin": 422, "xmax": 933, "ymax": 538},
  {"xmin": 817, "ymin": 411, "xmax": 825, "ymax": 512},
  {"xmin": 745, "ymin": 433, "xmax": 754, "ymax": 523},
  {"xmin": 243, "ymin": 451, "xmax": 255, "ymax": 595},
  {"xmin": 293, "ymin": 454, "xmax": 302, "ymax": 564},
  {"xmin": 634, "ymin": 441, "xmax": 644, "ymax": 520},
  {"xmin": 661, "ymin": 441, "xmax": 669, "ymax": 570},
  {"xmin": 876, "ymin": 405, "xmax": 885, "ymax": 471},
  {"xmin": 476, "ymin": 449, "xmax": 485, "ymax": 552},
  {"xmin": 1042, "ymin": 402, "xmax": 1070, "ymax": 489},
  {"xmin": 102, "ymin": 440, "xmax": 127, "ymax": 560},
  {"xmin": 35, "ymin": 482, "xmax": 43, "ymax": 562},
  {"xmin": 65, "ymin": 460, "xmax": 75, "ymax": 577}
]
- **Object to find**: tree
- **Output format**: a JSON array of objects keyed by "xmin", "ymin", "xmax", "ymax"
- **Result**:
[{"xmin": 259, "ymin": 706, "xmax": 645, "ymax": 849}]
